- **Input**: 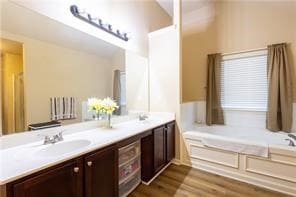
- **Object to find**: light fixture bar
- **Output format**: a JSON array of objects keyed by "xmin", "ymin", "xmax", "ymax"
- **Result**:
[{"xmin": 70, "ymin": 5, "xmax": 129, "ymax": 42}]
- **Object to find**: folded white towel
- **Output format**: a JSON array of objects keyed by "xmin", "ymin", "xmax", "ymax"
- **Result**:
[{"xmin": 200, "ymin": 134, "xmax": 269, "ymax": 157}]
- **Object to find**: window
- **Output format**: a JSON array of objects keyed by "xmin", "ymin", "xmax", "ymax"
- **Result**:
[{"xmin": 221, "ymin": 50, "xmax": 268, "ymax": 111}]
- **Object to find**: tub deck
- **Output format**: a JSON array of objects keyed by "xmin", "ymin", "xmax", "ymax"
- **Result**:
[{"xmin": 183, "ymin": 125, "xmax": 296, "ymax": 196}]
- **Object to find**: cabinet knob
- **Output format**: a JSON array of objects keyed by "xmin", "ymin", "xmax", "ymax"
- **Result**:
[
  {"xmin": 87, "ymin": 161, "xmax": 92, "ymax": 167},
  {"xmin": 73, "ymin": 167, "xmax": 79, "ymax": 173}
]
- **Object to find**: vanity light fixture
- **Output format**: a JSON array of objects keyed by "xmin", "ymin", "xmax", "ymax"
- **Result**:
[{"xmin": 70, "ymin": 5, "xmax": 129, "ymax": 41}]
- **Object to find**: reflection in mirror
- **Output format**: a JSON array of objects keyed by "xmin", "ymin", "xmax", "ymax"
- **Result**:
[
  {"xmin": 0, "ymin": 33, "xmax": 127, "ymax": 135},
  {"xmin": 0, "ymin": 39, "xmax": 25, "ymax": 135},
  {"xmin": 0, "ymin": 1, "xmax": 149, "ymax": 135}
]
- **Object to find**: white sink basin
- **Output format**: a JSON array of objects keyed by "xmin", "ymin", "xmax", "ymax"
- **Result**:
[{"xmin": 34, "ymin": 139, "xmax": 91, "ymax": 157}]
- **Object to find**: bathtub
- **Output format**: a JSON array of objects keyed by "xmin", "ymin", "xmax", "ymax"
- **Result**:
[{"xmin": 183, "ymin": 125, "xmax": 296, "ymax": 196}]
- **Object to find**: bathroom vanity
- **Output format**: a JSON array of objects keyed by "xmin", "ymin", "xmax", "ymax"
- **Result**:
[{"xmin": 0, "ymin": 116, "xmax": 175, "ymax": 197}]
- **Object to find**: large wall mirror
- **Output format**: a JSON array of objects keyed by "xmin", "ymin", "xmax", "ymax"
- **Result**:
[{"xmin": 0, "ymin": 1, "xmax": 149, "ymax": 135}]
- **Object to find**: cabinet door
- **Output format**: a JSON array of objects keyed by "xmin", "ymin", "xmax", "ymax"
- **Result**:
[
  {"xmin": 141, "ymin": 133, "xmax": 154, "ymax": 182},
  {"xmin": 84, "ymin": 145, "xmax": 118, "ymax": 197},
  {"xmin": 13, "ymin": 159, "xmax": 83, "ymax": 197},
  {"xmin": 166, "ymin": 122, "xmax": 175, "ymax": 163},
  {"xmin": 153, "ymin": 126, "xmax": 166, "ymax": 174}
]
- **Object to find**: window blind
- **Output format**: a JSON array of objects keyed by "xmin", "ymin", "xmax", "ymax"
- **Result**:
[{"xmin": 221, "ymin": 50, "xmax": 268, "ymax": 111}]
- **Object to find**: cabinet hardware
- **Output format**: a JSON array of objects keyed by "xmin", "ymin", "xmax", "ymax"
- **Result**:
[
  {"xmin": 87, "ymin": 161, "xmax": 93, "ymax": 167},
  {"xmin": 73, "ymin": 167, "xmax": 79, "ymax": 173}
]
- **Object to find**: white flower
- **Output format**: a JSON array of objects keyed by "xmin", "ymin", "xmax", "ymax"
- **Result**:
[
  {"xmin": 87, "ymin": 97, "xmax": 118, "ymax": 114},
  {"xmin": 87, "ymin": 97, "xmax": 103, "ymax": 112},
  {"xmin": 101, "ymin": 97, "xmax": 119, "ymax": 114}
]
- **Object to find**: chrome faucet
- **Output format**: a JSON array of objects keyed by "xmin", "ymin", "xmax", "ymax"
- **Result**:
[
  {"xmin": 285, "ymin": 133, "xmax": 296, "ymax": 147},
  {"xmin": 288, "ymin": 134, "xmax": 296, "ymax": 141},
  {"xmin": 139, "ymin": 114, "xmax": 148, "ymax": 121},
  {"xmin": 42, "ymin": 131, "xmax": 64, "ymax": 145},
  {"xmin": 285, "ymin": 139, "xmax": 295, "ymax": 147}
]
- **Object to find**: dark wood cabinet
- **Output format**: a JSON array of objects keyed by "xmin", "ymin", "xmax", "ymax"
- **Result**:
[
  {"xmin": 141, "ymin": 133, "xmax": 154, "ymax": 182},
  {"xmin": 8, "ymin": 146, "xmax": 118, "ymax": 197},
  {"xmin": 166, "ymin": 122, "xmax": 175, "ymax": 163},
  {"xmin": 12, "ymin": 159, "xmax": 83, "ymax": 197},
  {"xmin": 141, "ymin": 121, "xmax": 175, "ymax": 183},
  {"xmin": 153, "ymin": 126, "xmax": 167, "ymax": 173},
  {"xmin": 84, "ymin": 145, "xmax": 118, "ymax": 197}
]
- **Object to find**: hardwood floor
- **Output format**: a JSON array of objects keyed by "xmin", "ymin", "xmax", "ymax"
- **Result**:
[{"xmin": 129, "ymin": 164, "xmax": 292, "ymax": 197}]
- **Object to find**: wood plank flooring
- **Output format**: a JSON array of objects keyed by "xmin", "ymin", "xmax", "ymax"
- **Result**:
[{"xmin": 129, "ymin": 164, "xmax": 292, "ymax": 197}]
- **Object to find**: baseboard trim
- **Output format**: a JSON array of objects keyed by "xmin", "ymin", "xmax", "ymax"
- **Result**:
[
  {"xmin": 171, "ymin": 158, "xmax": 181, "ymax": 165},
  {"xmin": 141, "ymin": 161, "xmax": 172, "ymax": 186}
]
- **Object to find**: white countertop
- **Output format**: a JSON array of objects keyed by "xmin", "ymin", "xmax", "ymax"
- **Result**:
[{"xmin": 0, "ymin": 113, "xmax": 175, "ymax": 185}]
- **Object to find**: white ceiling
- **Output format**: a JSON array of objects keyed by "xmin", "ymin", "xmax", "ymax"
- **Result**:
[
  {"xmin": 156, "ymin": 0, "xmax": 215, "ymax": 35},
  {"xmin": 156, "ymin": 0, "xmax": 212, "ymax": 17},
  {"xmin": 156, "ymin": 0, "xmax": 174, "ymax": 17},
  {"xmin": 182, "ymin": 0, "xmax": 212, "ymax": 14},
  {"xmin": 0, "ymin": 1, "xmax": 121, "ymax": 58}
]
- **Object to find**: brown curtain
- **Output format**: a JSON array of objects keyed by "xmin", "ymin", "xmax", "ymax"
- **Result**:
[
  {"xmin": 206, "ymin": 53, "xmax": 224, "ymax": 125},
  {"xmin": 266, "ymin": 43, "xmax": 292, "ymax": 132},
  {"xmin": 113, "ymin": 70, "xmax": 121, "ymax": 115}
]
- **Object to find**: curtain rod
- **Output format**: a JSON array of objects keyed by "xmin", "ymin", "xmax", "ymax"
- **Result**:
[{"xmin": 222, "ymin": 47, "xmax": 267, "ymax": 56}]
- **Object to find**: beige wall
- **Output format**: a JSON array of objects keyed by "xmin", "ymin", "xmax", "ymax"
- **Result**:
[
  {"xmin": 111, "ymin": 49, "xmax": 125, "ymax": 72},
  {"xmin": 1, "ymin": 31, "xmax": 114, "ymax": 127},
  {"xmin": 182, "ymin": 1, "xmax": 296, "ymax": 102}
]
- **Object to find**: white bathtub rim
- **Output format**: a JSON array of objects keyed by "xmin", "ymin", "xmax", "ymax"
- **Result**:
[
  {"xmin": 184, "ymin": 131, "xmax": 268, "ymax": 146},
  {"xmin": 183, "ymin": 131, "xmax": 296, "ymax": 153}
]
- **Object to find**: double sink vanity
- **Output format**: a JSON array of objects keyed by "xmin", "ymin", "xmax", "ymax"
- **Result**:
[
  {"xmin": 0, "ymin": 113, "xmax": 175, "ymax": 197},
  {"xmin": 0, "ymin": 2, "xmax": 175, "ymax": 197}
]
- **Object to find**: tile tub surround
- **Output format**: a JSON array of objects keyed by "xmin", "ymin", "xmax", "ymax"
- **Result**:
[{"xmin": 0, "ymin": 112, "xmax": 175, "ymax": 185}]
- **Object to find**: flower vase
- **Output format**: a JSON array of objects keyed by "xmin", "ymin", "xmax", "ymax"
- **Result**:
[
  {"xmin": 106, "ymin": 113, "xmax": 112, "ymax": 128},
  {"xmin": 94, "ymin": 112, "xmax": 102, "ymax": 120},
  {"xmin": 96, "ymin": 112, "xmax": 100, "ymax": 120}
]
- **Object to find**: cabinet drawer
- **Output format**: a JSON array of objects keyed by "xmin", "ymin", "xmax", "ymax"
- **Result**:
[
  {"xmin": 119, "ymin": 156, "xmax": 140, "ymax": 184},
  {"xmin": 119, "ymin": 141, "xmax": 140, "ymax": 165},
  {"xmin": 119, "ymin": 171, "xmax": 141, "ymax": 197}
]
